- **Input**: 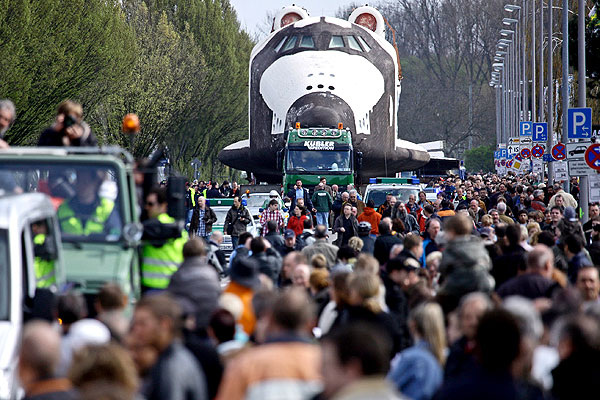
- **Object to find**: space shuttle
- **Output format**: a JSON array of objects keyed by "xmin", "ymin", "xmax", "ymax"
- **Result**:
[{"xmin": 218, "ymin": 5, "xmax": 431, "ymax": 183}]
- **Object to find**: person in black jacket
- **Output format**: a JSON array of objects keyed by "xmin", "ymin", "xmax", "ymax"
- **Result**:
[
  {"xmin": 358, "ymin": 221, "xmax": 375, "ymax": 254},
  {"xmin": 287, "ymin": 179, "xmax": 313, "ymax": 210},
  {"xmin": 333, "ymin": 203, "xmax": 359, "ymax": 247},
  {"xmin": 224, "ymin": 196, "xmax": 251, "ymax": 249},
  {"xmin": 333, "ymin": 272, "xmax": 402, "ymax": 357},
  {"xmin": 205, "ymin": 182, "xmax": 223, "ymax": 198},
  {"xmin": 374, "ymin": 218, "xmax": 402, "ymax": 266},
  {"xmin": 38, "ymin": 100, "xmax": 97, "ymax": 147},
  {"xmin": 249, "ymin": 237, "xmax": 282, "ymax": 284},
  {"xmin": 264, "ymin": 220, "xmax": 285, "ymax": 249},
  {"xmin": 190, "ymin": 197, "xmax": 218, "ymax": 242},
  {"xmin": 491, "ymin": 224, "xmax": 527, "ymax": 288},
  {"xmin": 496, "ymin": 244, "xmax": 561, "ymax": 300},
  {"xmin": 130, "ymin": 295, "xmax": 207, "ymax": 400}
]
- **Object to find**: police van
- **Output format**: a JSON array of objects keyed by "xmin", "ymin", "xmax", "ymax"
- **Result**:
[{"xmin": 363, "ymin": 177, "xmax": 422, "ymax": 208}]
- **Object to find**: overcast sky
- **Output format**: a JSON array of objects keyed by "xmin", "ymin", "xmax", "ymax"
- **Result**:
[{"xmin": 229, "ymin": 0, "xmax": 356, "ymax": 38}]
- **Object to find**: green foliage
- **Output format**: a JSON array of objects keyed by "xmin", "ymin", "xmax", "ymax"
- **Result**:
[
  {"xmin": 0, "ymin": 0, "xmax": 136, "ymax": 145},
  {"xmin": 464, "ymin": 145, "xmax": 495, "ymax": 173},
  {"xmin": 0, "ymin": 0, "xmax": 254, "ymax": 182}
]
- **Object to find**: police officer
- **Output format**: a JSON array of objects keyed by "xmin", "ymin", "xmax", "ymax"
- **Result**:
[
  {"xmin": 141, "ymin": 187, "xmax": 187, "ymax": 291},
  {"xmin": 57, "ymin": 169, "xmax": 120, "ymax": 236},
  {"xmin": 31, "ymin": 221, "xmax": 56, "ymax": 288},
  {"xmin": 185, "ymin": 181, "xmax": 198, "ymax": 231}
]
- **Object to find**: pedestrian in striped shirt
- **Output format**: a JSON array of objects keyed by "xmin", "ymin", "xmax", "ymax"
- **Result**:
[{"xmin": 260, "ymin": 199, "xmax": 284, "ymax": 236}]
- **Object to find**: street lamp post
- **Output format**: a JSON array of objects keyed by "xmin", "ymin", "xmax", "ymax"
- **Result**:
[
  {"xmin": 531, "ymin": 0, "xmax": 537, "ymax": 122},
  {"xmin": 503, "ymin": 18, "xmax": 519, "ymax": 139},
  {"xmin": 506, "ymin": 5, "xmax": 527, "ymax": 122},
  {"xmin": 561, "ymin": 0, "xmax": 569, "ymax": 192},
  {"xmin": 578, "ymin": 0, "xmax": 589, "ymax": 221},
  {"xmin": 494, "ymin": 60, "xmax": 507, "ymax": 144},
  {"xmin": 547, "ymin": 0, "xmax": 554, "ymax": 183},
  {"xmin": 539, "ymin": 0, "xmax": 545, "ymax": 122}
]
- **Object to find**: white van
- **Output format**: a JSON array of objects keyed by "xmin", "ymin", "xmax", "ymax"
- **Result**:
[{"xmin": 0, "ymin": 193, "xmax": 65, "ymax": 399}]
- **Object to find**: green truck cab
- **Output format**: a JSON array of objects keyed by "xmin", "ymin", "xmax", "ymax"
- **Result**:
[
  {"xmin": 279, "ymin": 126, "xmax": 362, "ymax": 191},
  {"xmin": 0, "ymin": 147, "xmax": 142, "ymax": 304}
]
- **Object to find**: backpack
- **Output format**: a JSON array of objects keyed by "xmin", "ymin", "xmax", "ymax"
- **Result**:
[{"xmin": 207, "ymin": 242, "xmax": 224, "ymax": 274}]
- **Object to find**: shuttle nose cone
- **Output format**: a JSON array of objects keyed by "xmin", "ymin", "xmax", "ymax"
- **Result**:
[
  {"xmin": 294, "ymin": 105, "xmax": 341, "ymax": 129},
  {"xmin": 287, "ymin": 92, "xmax": 355, "ymax": 132}
]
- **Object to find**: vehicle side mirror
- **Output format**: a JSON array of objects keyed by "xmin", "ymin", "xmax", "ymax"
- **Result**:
[
  {"xmin": 167, "ymin": 176, "xmax": 186, "ymax": 221},
  {"xmin": 259, "ymin": 207, "xmax": 264, "ymax": 213},
  {"xmin": 283, "ymin": 207, "xmax": 289, "ymax": 212},
  {"xmin": 123, "ymin": 222, "xmax": 143, "ymax": 246}
]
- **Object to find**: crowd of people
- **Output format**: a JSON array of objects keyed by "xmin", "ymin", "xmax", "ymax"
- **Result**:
[
  {"xmin": 18, "ymin": 170, "xmax": 600, "ymax": 400},
  {"xmin": 5, "ymin": 97, "xmax": 600, "ymax": 398}
]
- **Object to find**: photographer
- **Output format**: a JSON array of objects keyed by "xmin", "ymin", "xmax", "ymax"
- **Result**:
[{"xmin": 38, "ymin": 100, "xmax": 97, "ymax": 147}]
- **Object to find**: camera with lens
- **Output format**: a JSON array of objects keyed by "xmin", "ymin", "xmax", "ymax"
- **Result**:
[{"xmin": 63, "ymin": 115, "xmax": 77, "ymax": 129}]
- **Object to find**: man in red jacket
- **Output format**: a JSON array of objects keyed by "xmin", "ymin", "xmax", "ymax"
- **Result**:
[{"xmin": 358, "ymin": 199, "xmax": 382, "ymax": 235}]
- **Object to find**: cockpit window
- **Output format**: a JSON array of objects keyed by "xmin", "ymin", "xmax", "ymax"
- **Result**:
[
  {"xmin": 299, "ymin": 35, "xmax": 315, "ymax": 48},
  {"xmin": 357, "ymin": 36, "xmax": 371, "ymax": 52},
  {"xmin": 282, "ymin": 36, "xmax": 298, "ymax": 51},
  {"xmin": 274, "ymin": 36, "xmax": 288, "ymax": 52},
  {"xmin": 347, "ymin": 36, "xmax": 363, "ymax": 52},
  {"xmin": 328, "ymin": 35, "xmax": 344, "ymax": 48}
]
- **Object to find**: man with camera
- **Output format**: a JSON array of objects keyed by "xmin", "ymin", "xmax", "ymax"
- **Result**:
[
  {"xmin": 38, "ymin": 99, "xmax": 97, "ymax": 146},
  {"xmin": 224, "ymin": 195, "xmax": 251, "ymax": 248}
]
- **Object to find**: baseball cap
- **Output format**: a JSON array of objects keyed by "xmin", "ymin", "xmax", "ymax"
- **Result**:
[{"xmin": 284, "ymin": 229, "xmax": 296, "ymax": 239}]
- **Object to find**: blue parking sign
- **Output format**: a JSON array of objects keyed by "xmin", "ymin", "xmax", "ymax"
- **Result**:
[
  {"xmin": 543, "ymin": 154, "xmax": 554, "ymax": 162},
  {"xmin": 500, "ymin": 148, "xmax": 507, "ymax": 158},
  {"xmin": 533, "ymin": 122, "xmax": 548, "ymax": 142},
  {"xmin": 568, "ymin": 107, "xmax": 592, "ymax": 139},
  {"xmin": 520, "ymin": 121, "xmax": 533, "ymax": 136}
]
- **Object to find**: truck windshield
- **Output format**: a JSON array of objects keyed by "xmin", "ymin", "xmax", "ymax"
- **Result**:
[
  {"xmin": 287, "ymin": 150, "xmax": 351, "ymax": 172},
  {"xmin": 0, "ymin": 162, "xmax": 123, "ymax": 242},
  {"xmin": 0, "ymin": 229, "xmax": 8, "ymax": 320}
]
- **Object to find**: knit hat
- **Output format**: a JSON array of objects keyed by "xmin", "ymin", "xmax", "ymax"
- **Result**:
[{"xmin": 230, "ymin": 257, "xmax": 260, "ymax": 289}]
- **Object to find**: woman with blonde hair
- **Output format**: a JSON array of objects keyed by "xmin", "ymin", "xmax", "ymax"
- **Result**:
[
  {"xmin": 387, "ymin": 302, "xmax": 446, "ymax": 400},
  {"xmin": 480, "ymin": 214, "xmax": 493, "ymax": 228},
  {"xmin": 333, "ymin": 272, "xmax": 401, "ymax": 355},
  {"xmin": 310, "ymin": 253, "xmax": 328, "ymax": 270},
  {"xmin": 526, "ymin": 221, "xmax": 541, "ymax": 243}
]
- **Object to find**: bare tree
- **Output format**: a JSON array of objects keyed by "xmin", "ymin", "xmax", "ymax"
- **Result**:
[{"xmin": 379, "ymin": 0, "xmax": 505, "ymax": 157}]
